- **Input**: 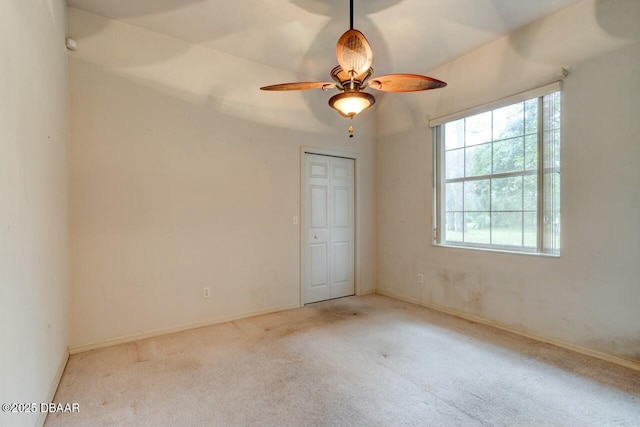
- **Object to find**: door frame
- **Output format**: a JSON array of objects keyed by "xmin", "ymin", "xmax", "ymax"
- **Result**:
[{"xmin": 300, "ymin": 146, "xmax": 360, "ymax": 306}]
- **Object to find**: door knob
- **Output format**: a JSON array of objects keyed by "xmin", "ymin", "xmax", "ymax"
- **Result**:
[{"xmin": 314, "ymin": 235, "xmax": 318, "ymax": 239}]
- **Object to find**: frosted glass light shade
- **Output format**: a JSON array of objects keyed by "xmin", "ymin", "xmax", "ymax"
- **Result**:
[{"xmin": 329, "ymin": 92, "xmax": 375, "ymax": 117}]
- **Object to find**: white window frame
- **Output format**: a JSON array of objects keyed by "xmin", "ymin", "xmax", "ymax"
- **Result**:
[{"xmin": 431, "ymin": 82, "xmax": 561, "ymax": 256}]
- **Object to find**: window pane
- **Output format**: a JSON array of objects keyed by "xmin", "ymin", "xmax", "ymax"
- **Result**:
[
  {"xmin": 525, "ymin": 134, "xmax": 537, "ymax": 171},
  {"xmin": 523, "ymin": 212, "xmax": 537, "ymax": 247},
  {"xmin": 553, "ymin": 211, "xmax": 560, "ymax": 250},
  {"xmin": 493, "ymin": 102, "xmax": 524, "ymax": 140},
  {"xmin": 553, "ymin": 94, "xmax": 561, "ymax": 129},
  {"xmin": 493, "ymin": 137, "xmax": 524, "ymax": 174},
  {"xmin": 544, "ymin": 92, "xmax": 561, "ymax": 130},
  {"xmin": 445, "ymin": 119, "xmax": 465, "ymax": 150},
  {"xmin": 542, "ymin": 92, "xmax": 561, "ymax": 255},
  {"xmin": 523, "ymin": 175, "xmax": 537, "ymax": 211},
  {"xmin": 491, "ymin": 176, "xmax": 522, "ymax": 211},
  {"xmin": 445, "ymin": 212, "xmax": 463, "ymax": 242},
  {"xmin": 464, "ymin": 180, "xmax": 490, "ymax": 211},
  {"xmin": 543, "ymin": 172, "xmax": 561, "ymax": 253},
  {"xmin": 465, "ymin": 144, "xmax": 491, "ymax": 177},
  {"xmin": 464, "ymin": 212, "xmax": 490, "ymax": 244},
  {"xmin": 465, "ymin": 112, "xmax": 491, "ymax": 146},
  {"xmin": 543, "ymin": 130, "xmax": 560, "ymax": 170},
  {"xmin": 446, "ymin": 182, "xmax": 463, "ymax": 211},
  {"xmin": 551, "ymin": 130, "xmax": 561, "ymax": 170},
  {"xmin": 445, "ymin": 148, "xmax": 464, "ymax": 179},
  {"xmin": 491, "ymin": 212, "xmax": 523, "ymax": 246},
  {"xmin": 525, "ymin": 98, "xmax": 538, "ymax": 135}
]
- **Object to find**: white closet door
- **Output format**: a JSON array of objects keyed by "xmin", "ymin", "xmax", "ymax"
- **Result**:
[{"xmin": 303, "ymin": 153, "xmax": 355, "ymax": 304}]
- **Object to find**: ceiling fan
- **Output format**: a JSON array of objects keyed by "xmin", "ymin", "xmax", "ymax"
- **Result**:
[{"xmin": 260, "ymin": 0, "xmax": 447, "ymax": 136}]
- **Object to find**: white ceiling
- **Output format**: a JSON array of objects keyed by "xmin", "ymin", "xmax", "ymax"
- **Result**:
[{"xmin": 67, "ymin": 0, "xmax": 584, "ymax": 80}]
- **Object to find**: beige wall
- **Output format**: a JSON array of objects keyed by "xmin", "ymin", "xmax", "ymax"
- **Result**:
[
  {"xmin": 376, "ymin": 0, "xmax": 640, "ymax": 362},
  {"xmin": 68, "ymin": 9, "xmax": 377, "ymax": 350},
  {"xmin": 0, "ymin": 1, "xmax": 69, "ymax": 426}
]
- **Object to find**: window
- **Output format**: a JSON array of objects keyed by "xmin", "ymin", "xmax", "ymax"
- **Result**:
[{"xmin": 432, "ymin": 84, "xmax": 561, "ymax": 255}]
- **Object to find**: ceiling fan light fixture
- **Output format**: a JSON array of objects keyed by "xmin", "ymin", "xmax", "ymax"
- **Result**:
[
  {"xmin": 329, "ymin": 91, "xmax": 375, "ymax": 118},
  {"xmin": 260, "ymin": 0, "xmax": 447, "ymax": 129}
]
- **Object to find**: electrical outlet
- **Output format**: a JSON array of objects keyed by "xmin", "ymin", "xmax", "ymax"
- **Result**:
[
  {"xmin": 293, "ymin": 216, "xmax": 298, "ymax": 225},
  {"xmin": 203, "ymin": 287, "xmax": 210, "ymax": 298},
  {"xmin": 417, "ymin": 274, "xmax": 424, "ymax": 284}
]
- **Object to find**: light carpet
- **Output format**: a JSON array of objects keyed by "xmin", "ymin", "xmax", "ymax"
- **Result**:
[{"xmin": 47, "ymin": 295, "xmax": 640, "ymax": 426}]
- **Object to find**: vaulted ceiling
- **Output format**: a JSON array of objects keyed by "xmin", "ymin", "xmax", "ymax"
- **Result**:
[{"xmin": 67, "ymin": 0, "xmax": 583, "ymax": 80}]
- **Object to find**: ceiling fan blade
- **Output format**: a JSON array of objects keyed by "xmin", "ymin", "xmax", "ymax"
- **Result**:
[
  {"xmin": 260, "ymin": 82, "xmax": 336, "ymax": 91},
  {"xmin": 336, "ymin": 29, "xmax": 373, "ymax": 79},
  {"xmin": 367, "ymin": 74, "xmax": 447, "ymax": 92}
]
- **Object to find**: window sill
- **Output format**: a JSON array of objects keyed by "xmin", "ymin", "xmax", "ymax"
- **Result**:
[{"xmin": 432, "ymin": 242, "xmax": 560, "ymax": 258}]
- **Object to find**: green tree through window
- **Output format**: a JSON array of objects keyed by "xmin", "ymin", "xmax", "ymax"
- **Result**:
[{"xmin": 435, "ymin": 89, "xmax": 561, "ymax": 254}]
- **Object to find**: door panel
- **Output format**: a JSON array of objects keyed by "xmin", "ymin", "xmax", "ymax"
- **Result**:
[
  {"xmin": 333, "ymin": 164, "xmax": 349, "ymax": 179},
  {"xmin": 333, "ymin": 187, "xmax": 349, "ymax": 228},
  {"xmin": 310, "ymin": 162, "xmax": 328, "ymax": 178},
  {"xmin": 310, "ymin": 244, "xmax": 328, "ymax": 287},
  {"xmin": 303, "ymin": 153, "xmax": 355, "ymax": 304},
  {"xmin": 332, "ymin": 242, "xmax": 350, "ymax": 283},
  {"xmin": 310, "ymin": 186, "xmax": 328, "ymax": 228}
]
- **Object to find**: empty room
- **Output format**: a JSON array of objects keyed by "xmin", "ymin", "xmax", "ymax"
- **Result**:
[{"xmin": 1, "ymin": 0, "xmax": 639, "ymax": 426}]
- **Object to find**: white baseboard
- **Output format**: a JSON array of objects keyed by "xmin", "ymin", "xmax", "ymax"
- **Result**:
[
  {"xmin": 38, "ymin": 349, "xmax": 69, "ymax": 426},
  {"xmin": 69, "ymin": 303, "xmax": 301, "ymax": 354},
  {"xmin": 375, "ymin": 289, "xmax": 640, "ymax": 372}
]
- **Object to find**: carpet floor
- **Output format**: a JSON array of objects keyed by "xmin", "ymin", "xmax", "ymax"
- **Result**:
[{"xmin": 47, "ymin": 295, "xmax": 640, "ymax": 426}]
